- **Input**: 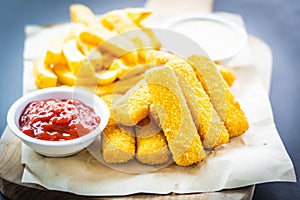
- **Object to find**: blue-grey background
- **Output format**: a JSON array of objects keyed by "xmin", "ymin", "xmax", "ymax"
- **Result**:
[{"xmin": 0, "ymin": 0, "xmax": 299, "ymax": 199}]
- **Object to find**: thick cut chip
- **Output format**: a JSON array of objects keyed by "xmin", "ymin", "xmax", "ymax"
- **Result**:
[
  {"xmin": 94, "ymin": 73, "xmax": 144, "ymax": 96},
  {"xmin": 70, "ymin": 4, "xmax": 97, "ymax": 25},
  {"xmin": 125, "ymin": 8, "xmax": 152, "ymax": 25},
  {"xmin": 79, "ymin": 25, "xmax": 116, "ymax": 46},
  {"xmin": 44, "ymin": 37, "xmax": 68, "ymax": 66},
  {"xmin": 139, "ymin": 49, "xmax": 177, "ymax": 65},
  {"xmin": 33, "ymin": 59, "xmax": 57, "ymax": 88},
  {"xmin": 145, "ymin": 66, "xmax": 206, "ymax": 166},
  {"xmin": 101, "ymin": 10, "xmax": 139, "ymax": 33},
  {"xmin": 62, "ymin": 39, "xmax": 87, "ymax": 76},
  {"xmin": 52, "ymin": 64, "xmax": 97, "ymax": 86},
  {"xmin": 96, "ymin": 69, "xmax": 119, "ymax": 85}
]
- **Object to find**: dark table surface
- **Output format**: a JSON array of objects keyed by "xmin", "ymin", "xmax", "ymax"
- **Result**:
[{"xmin": 0, "ymin": 0, "xmax": 299, "ymax": 199}]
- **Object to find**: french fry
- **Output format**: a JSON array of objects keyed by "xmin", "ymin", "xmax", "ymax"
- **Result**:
[
  {"xmin": 69, "ymin": 23, "xmax": 98, "ymax": 56},
  {"xmin": 145, "ymin": 66, "xmax": 206, "ymax": 166},
  {"xmin": 52, "ymin": 63, "xmax": 97, "ymax": 86},
  {"xmin": 139, "ymin": 49, "xmax": 177, "ymax": 65},
  {"xmin": 44, "ymin": 37, "xmax": 68, "ymax": 66},
  {"xmin": 79, "ymin": 25, "xmax": 116, "ymax": 46},
  {"xmin": 96, "ymin": 69, "xmax": 119, "ymax": 85},
  {"xmin": 62, "ymin": 39, "xmax": 86, "ymax": 75},
  {"xmin": 33, "ymin": 59, "xmax": 57, "ymax": 88},
  {"xmin": 70, "ymin": 4, "xmax": 97, "ymax": 25},
  {"xmin": 101, "ymin": 10, "xmax": 139, "ymax": 33},
  {"xmin": 94, "ymin": 73, "xmax": 144, "ymax": 96},
  {"xmin": 125, "ymin": 8, "xmax": 152, "ymax": 26},
  {"xmin": 216, "ymin": 64, "xmax": 236, "ymax": 87},
  {"xmin": 52, "ymin": 64, "xmax": 76, "ymax": 86}
]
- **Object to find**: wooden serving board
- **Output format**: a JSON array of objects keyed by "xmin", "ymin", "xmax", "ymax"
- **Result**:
[{"xmin": 0, "ymin": 128, "xmax": 254, "ymax": 200}]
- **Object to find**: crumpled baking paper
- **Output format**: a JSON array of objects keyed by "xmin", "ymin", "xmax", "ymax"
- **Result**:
[{"xmin": 20, "ymin": 1, "xmax": 295, "ymax": 196}]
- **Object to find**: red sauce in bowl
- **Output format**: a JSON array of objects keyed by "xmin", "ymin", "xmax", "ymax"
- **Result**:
[{"xmin": 19, "ymin": 99, "xmax": 100, "ymax": 141}]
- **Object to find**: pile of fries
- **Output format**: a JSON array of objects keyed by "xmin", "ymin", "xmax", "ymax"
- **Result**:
[
  {"xmin": 33, "ymin": 4, "xmax": 158, "ymax": 89},
  {"xmin": 33, "ymin": 4, "xmax": 249, "ymax": 167}
]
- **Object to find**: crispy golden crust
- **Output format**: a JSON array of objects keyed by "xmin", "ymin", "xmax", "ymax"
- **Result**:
[
  {"xmin": 145, "ymin": 66, "xmax": 206, "ymax": 166},
  {"xmin": 188, "ymin": 55, "xmax": 249, "ymax": 137},
  {"xmin": 136, "ymin": 117, "xmax": 171, "ymax": 165},
  {"xmin": 101, "ymin": 94, "xmax": 136, "ymax": 164},
  {"xmin": 100, "ymin": 94, "xmax": 122, "ymax": 127},
  {"xmin": 165, "ymin": 58, "xmax": 229, "ymax": 148},
  {"xmin": 112, "ymin": 80, "xmax": 151, "ymax": 126},
  {"xmin": 102, "ymin": 125, "xmax": 135, "ymax": 164}
]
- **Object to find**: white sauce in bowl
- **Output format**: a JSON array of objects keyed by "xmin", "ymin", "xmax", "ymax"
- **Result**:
[{"xmin": 167, "ymin": 14, "xmax": 247, "ymax": 61}]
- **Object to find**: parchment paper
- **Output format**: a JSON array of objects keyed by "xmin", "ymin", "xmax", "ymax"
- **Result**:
[{"xmin": 19, "ymin": 0, "xmax": 296, "ymax": 196}]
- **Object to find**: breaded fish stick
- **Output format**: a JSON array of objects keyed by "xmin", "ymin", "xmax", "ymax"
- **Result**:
[
  {"xmin": 102, "ymin": 125, "xmax": 135, "ymax": 163},
  {"xmin": 165, "ymin": 59, "xmax": 229, "ymax": 148},
  {"xmin": 145, "ymin": 66, "xmax": 206, "ymax": 166},
  {"xmin": 100, "ymin": 94, "xmax": 136, "ymax": 163},
  {"xmin": 112, "ymin": 79, "xmax": 151, "ymax": 126},
  {"xmin": 188, "ymin": 55, "xmax": 249, "ymax": 137},
  {"xmin": 140, "ymin": 49, "xmax": 236, "ymax": 87},
  {"xmin": 136, "ymin": 117, "xmax": 171, "ymax": 165}
]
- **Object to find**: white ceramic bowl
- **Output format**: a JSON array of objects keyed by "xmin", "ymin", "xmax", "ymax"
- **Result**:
[
  {"xmin": 163, "ymin": 13, "xmax": 248, "ymax": 61},
  {"xmin": 7, "ymin": 87, "xmax": 109, "ymax": 157}
]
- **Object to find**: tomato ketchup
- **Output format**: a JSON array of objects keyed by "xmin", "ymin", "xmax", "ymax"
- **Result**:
[{"xmin": 19, "ymin": 99, "xmax": 100, "ymax": 141}]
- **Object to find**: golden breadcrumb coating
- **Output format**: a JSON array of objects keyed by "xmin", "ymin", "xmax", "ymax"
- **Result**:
[
  {"xmin": 165, "ymin": 58, "xmax": 229, "ymax": 148},
  {"xmin": 112, "ymin": 79, "xmax": 151, "ymax": 126},
  {"xmin": 102, "ymin": 125, "xmax": 135, "ymax": 164},
  {"xmin": 145, "ymin": 66, "xmax": 206, "ymax": 166},
  {"xmin": 188, "ymin": 55, "xmax": 249, "ymax": 137},
  {"xmin": 136, "ymin": 117, "xmax": 171, "ymax": 165},
  {"xmin": 100, "ymin": 94, "xmax": 135, "ymax": 164}
]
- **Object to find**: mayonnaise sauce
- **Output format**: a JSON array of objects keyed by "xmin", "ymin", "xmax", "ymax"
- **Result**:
[{"xmin": 170, "ymin": 19, "xmax": 241, "ymax": 60}]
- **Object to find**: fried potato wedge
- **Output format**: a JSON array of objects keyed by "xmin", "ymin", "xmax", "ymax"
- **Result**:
[
  {"xmin": 125, "ymin": 8, "xmax": 152, "ymax": 25},
  {"xmin": 33, "ymin": 59, "xmax": 57, "ymax": 88},
  {"xmin": 216, "ymin": 64, "xmax": 236, "ymax": 87},
  {"xmin": 44, "ymin": 37, "xmax": 68, "ymax": 66},
  {"xmin": 96, "ymin": 69, "xmax": 119, "ymax": 85},
  {"xmin": 70, "ymin": 4, "xmax": 97, "ymax": 25}
]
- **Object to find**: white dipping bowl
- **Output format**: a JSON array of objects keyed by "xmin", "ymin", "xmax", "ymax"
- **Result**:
[
  {"xmin": 164, "ymin": 13, "xmax": 248, "ymax": 61},
  {"xmin": 7, "ymin": 87, "xmax": 109, "ymax": 157}
]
